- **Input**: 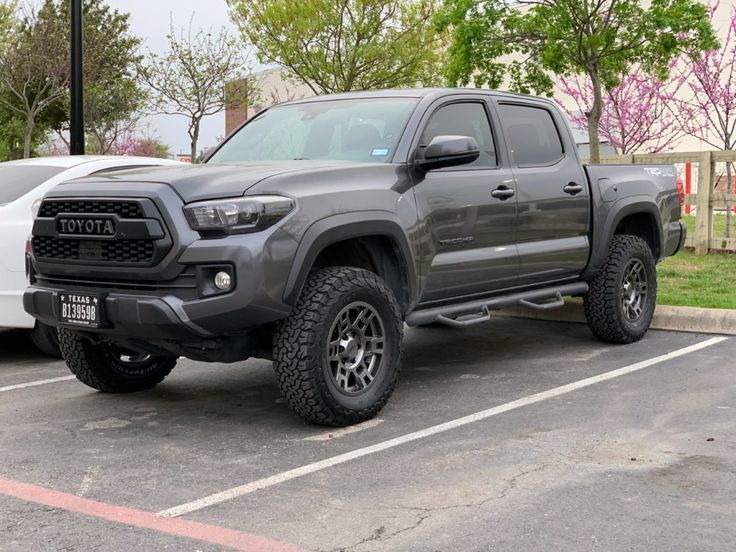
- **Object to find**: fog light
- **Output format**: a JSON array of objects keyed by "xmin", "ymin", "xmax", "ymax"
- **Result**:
[{"xmin": 214, "ymin": 271, "xmax": 232, "ymax": 291}]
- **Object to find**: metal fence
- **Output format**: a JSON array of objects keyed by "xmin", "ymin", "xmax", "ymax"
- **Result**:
[{"xmin": 592, "ymin": 151, "xmax": 736, "ymax": 255}]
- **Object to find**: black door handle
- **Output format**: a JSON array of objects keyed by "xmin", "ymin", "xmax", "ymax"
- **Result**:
[
  {"xmin": 491, "ymin": 186, "xmax": 515, "ymax": 200},
  {"xmin": 563, "ymin": 183, "xmax": 584, "ymax": 195}
]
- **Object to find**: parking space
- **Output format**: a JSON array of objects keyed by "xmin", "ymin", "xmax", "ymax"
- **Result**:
[{"xmin": 1, "ymin": 319, "xmax": 734, "ymax": 551}]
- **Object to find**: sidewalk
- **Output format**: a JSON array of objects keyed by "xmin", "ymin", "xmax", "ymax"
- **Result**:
[{"xmin": 498, "ymin": 302, "xmax": 736, "ymax": 335}]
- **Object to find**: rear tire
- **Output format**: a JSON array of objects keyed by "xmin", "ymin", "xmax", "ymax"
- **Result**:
[
  {"xmin": 584, "ymin": 235, "xmax": 657, "ymax": 344},
  {"xmin": 30, "ymin": 322, "xmax": 61, "ymax": 358},
  {"xmin": 273, "ymin": 267, "xmax": 403, "ymax": 426},
  {"xmin": 57, "ymin": 328, "xmax": 176, "ymax": 393}
]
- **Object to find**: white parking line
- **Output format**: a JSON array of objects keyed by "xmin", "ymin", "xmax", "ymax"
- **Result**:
[
  {"xmin": 159, "ymin": 336, "xmax": 728, "ymax": 518},
  {"xmin": 0, "ymin": 375, "xmax": 76, "ymax": 393}
]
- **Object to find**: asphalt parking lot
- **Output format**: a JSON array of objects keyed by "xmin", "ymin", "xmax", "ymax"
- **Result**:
[{"xmin": 1, "ymin": 318, "xmax": 734, "ymax": 552}]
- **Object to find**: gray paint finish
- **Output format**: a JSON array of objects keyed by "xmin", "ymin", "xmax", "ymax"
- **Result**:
[{"xmin": 25, "ymin": 88, "xmax": 684, "ymax": 358}]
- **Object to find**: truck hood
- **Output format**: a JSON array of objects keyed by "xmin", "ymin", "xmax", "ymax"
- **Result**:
[{"xmin": 63, "ymin": 160, "xmax": 359, "ymax": 203}]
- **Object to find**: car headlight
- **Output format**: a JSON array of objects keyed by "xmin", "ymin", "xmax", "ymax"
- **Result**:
[
  {"xmin": 183, "ymin": 195, "xmax": 295, "ymax": 235},
  {"xmin": 32, "ymin": 198, "xmax": 43, "ymax": 219}
]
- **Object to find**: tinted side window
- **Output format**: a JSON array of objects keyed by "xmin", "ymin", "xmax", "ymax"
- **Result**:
[
  {"xmin": 420, "ymin": 102, "xmax": 497, "ymax": 167},
  {"xmin": 498, "ymin": 104, "xmax": 564, "ymax": 166}
]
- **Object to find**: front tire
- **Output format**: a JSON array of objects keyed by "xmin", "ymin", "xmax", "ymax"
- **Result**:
[
  {"xmin": 57, "ymin": 329, "xmax": 176, "ymax": 393},
  {"xmin": 584, "ymin": 235, "xmax": 657, "ymax": 344},
  {"xmin": 273, "ymin": 267, "xmax": 403, "ymax": 426}
]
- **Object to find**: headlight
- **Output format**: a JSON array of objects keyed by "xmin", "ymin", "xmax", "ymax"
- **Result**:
[
  {"xmin": 32, "ymin": 198, "xmax": 43, "ymax": 219},
  {"xmin": 183, "ymin": 195, "xmax": 295, "ymax": 235}
]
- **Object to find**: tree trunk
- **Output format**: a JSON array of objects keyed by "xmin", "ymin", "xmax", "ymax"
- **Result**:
[
  {"xmin": 190, "ymin": 121, "xmax": 200, "ymax": 164},
  {"xmin": 586, "ymin": 67, "xmax": 603, "ymax": 164},
  {"xmin": 23, "ymin": 115, "xmax": 35, "ymax": 159}
]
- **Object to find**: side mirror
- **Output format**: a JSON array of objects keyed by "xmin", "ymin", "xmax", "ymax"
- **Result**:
[
  {"xmin": 201, "ymin": 146, "xmax": 216, "ymax": 164},
  {"xmin": 417, "ymin": 135, "xmax": 480, "ymax": 171}
]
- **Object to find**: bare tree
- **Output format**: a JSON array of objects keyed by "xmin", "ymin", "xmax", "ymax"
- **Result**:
[
  {"xmin": 138, "ymin": 17, "xmax": 255, "ymax": 162},
  {"xmin": 0, "ymin": 4, "xmax": 68, "ymax": 158}
]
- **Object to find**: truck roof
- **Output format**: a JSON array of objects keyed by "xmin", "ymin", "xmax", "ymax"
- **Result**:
[{"xmin": 283, "ymin": 87, "xmax": 557, "ymax": 108}]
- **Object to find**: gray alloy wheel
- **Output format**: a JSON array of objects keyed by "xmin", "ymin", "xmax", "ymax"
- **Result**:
[
  {"xmin": 326, "ymin": 301, "xmax": 386, "ymax": 396},
  {"xmin": 621, "ymin": 258, "xmax": 648, "ymax": 322},
  {"xmin": 105, "ymin": 345, "xmax": 158, "ymax": 378}
]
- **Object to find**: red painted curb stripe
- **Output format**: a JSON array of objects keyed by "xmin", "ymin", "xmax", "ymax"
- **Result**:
[{"xmin": 0, "ymin": 477, "xmax": 307, "ymax": 552}]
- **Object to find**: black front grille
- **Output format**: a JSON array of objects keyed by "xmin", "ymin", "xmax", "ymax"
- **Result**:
[
  {"xmin": 39, "ymin": 200, "xmax": 144, "ymax": 219},
  {"xmin": 32, "ymin": 236, "xmax": 79, "ymax": 259},
  {"xmin": 33, "ymin": 237, "xmax": 155, "ymax": 264},
  {"xmin": 33, "ymin": 198, "xmax": 170, "ymax": 266}
]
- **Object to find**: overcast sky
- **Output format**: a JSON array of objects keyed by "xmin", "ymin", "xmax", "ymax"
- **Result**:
[{"xmin": 104, "ymin": 0, "xmax": 241, "ymax": 156}]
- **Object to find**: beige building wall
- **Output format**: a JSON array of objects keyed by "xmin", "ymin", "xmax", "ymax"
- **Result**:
[{"xmin": 225, "ymin": 68, "xmax": 314, "ymax": 135}]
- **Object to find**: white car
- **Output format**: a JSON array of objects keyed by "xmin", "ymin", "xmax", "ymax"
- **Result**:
[{"xmin": 0, "ymin": 156, "xmax": 182, "ymax": 355}]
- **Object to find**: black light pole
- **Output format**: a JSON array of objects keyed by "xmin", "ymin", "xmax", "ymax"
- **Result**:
[{"xmin": 70, "ymin": 0, "xmax": 84, "ymax": 155}]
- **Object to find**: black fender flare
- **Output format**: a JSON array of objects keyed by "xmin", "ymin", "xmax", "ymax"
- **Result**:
[
  {"xmin": 584, "ymin": 197, "xmax": 664, "ymax": 280},
  {"xmin": 282, "ymin": 211, "xmax": 418, "ymax": 308}
]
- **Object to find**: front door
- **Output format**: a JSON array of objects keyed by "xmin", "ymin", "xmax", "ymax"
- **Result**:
[
  {"xmin": 495, "ymin": 101, "xmax": 591, "ymax": 284},
  {"xmin": 412, "ymin": 98, "xmax": 519, "ymax": 303}
]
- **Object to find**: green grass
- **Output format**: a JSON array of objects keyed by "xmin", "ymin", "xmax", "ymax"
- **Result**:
[
  {"xmin": 657, "ymin": 249, "xmax": 736, "ymax": 309},
  {"xmin": 681, "ymin": 214, "xmax": 733, "ymax": 238}
]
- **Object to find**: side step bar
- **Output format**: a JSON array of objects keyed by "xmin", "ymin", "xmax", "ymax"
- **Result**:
[{"xmin": 405, "ymin": 282, "xmax": 589, "ymax": 328}]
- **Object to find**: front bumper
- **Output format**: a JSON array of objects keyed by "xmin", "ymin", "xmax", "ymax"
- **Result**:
[
  {"xmin": 24, "ymin": 225, "xmax": 299, "ymax": 341},
  {"xmin": 0, "ymin": 289, "xmax": 36, "ymax": 329},
  {"xmin": 25, "ymin": 287, "xmax": 209, "ymax": 339}
]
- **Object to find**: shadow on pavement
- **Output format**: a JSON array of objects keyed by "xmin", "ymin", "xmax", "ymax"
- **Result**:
[{"xmin": 0, "ymin": 328, "xmax": 51, "ymax": 364}]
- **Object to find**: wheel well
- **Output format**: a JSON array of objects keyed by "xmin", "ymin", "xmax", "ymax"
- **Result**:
[
  {"xmin": 312, "ymin": 236, "xmax": 411, "ymax": 312},
  {"xmin": 614, "ymin": 213, "xmax": 661, "ymax": 259}
]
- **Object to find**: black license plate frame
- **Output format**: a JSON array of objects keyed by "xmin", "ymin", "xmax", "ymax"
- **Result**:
[{"xmin": 58, "ymin": 292, "xmax": 104, "ymax": 329}]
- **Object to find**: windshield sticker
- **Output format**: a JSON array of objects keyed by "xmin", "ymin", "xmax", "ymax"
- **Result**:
[{"xmin": 371, "ymin": 147, "xmax": 390, "ymax": 157}]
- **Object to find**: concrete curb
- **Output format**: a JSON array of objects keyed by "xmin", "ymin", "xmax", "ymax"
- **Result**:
[{"xmin": 497, "ymin": 302, "xmax": 736, "ymax": 335}]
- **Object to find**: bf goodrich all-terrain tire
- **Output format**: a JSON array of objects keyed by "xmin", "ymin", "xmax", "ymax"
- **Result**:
[
  {"xmin": 30, "ymin": 322, "xmax": 61, "ymax": 358},
  {"xmin": 58, "ymin": 328, "xmax": 176, "ymax": 393},
  {"xmin": 273, "ymin": 267, "xmax": 403, "ymax": 426},
  {"xmin": 584, "ymin": 235, "xmax": 657, "ymax": 344}
]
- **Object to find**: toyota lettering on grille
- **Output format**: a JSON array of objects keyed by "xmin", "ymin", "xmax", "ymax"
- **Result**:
[{"xmin": 56, "ymin": 217, "xmax": 117, "ymax": 237}]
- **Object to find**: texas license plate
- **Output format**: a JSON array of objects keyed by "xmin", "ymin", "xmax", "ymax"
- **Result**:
[{"xmin": 59, "ymin": 293, "xmax": 103, "ymax": 328}]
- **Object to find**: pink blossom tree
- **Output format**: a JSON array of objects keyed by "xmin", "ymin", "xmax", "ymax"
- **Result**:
[
  {"xmin": 676, "ymin": 2, "xmax": 736, "ymax": 151},
  {"xmin": 675, "ymin": 2, "xmax": 736, "ymax": 236},
  {"xmin": 110, "ymin": 124, "xmax": 170, "ymax": 159},
  {"xmin": 558, "ymin": 71, "xmax": 687, "ymax": 156}
]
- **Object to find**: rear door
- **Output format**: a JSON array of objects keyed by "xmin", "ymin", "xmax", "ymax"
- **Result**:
[
  {"xmin": 411, "ymin": 96, "xmax": 519, "ymax": 303},
  {"xmin": 495, "ymin": 101, "xmax": 590, "ymax": 284}
]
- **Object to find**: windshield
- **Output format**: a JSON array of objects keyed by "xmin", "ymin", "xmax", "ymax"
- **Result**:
[
  {"xmin": 0, "ymin": 165, "xmax": 65, "ymax": 205},
  {"xmin": 209, "ymin": 98, "xmax": 418, "ymax": 164}
]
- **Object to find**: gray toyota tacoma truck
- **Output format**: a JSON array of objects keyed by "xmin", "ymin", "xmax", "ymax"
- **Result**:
[{"xmin": 24, "ymin": 89, "xmax": 686, "ymax": 426}]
